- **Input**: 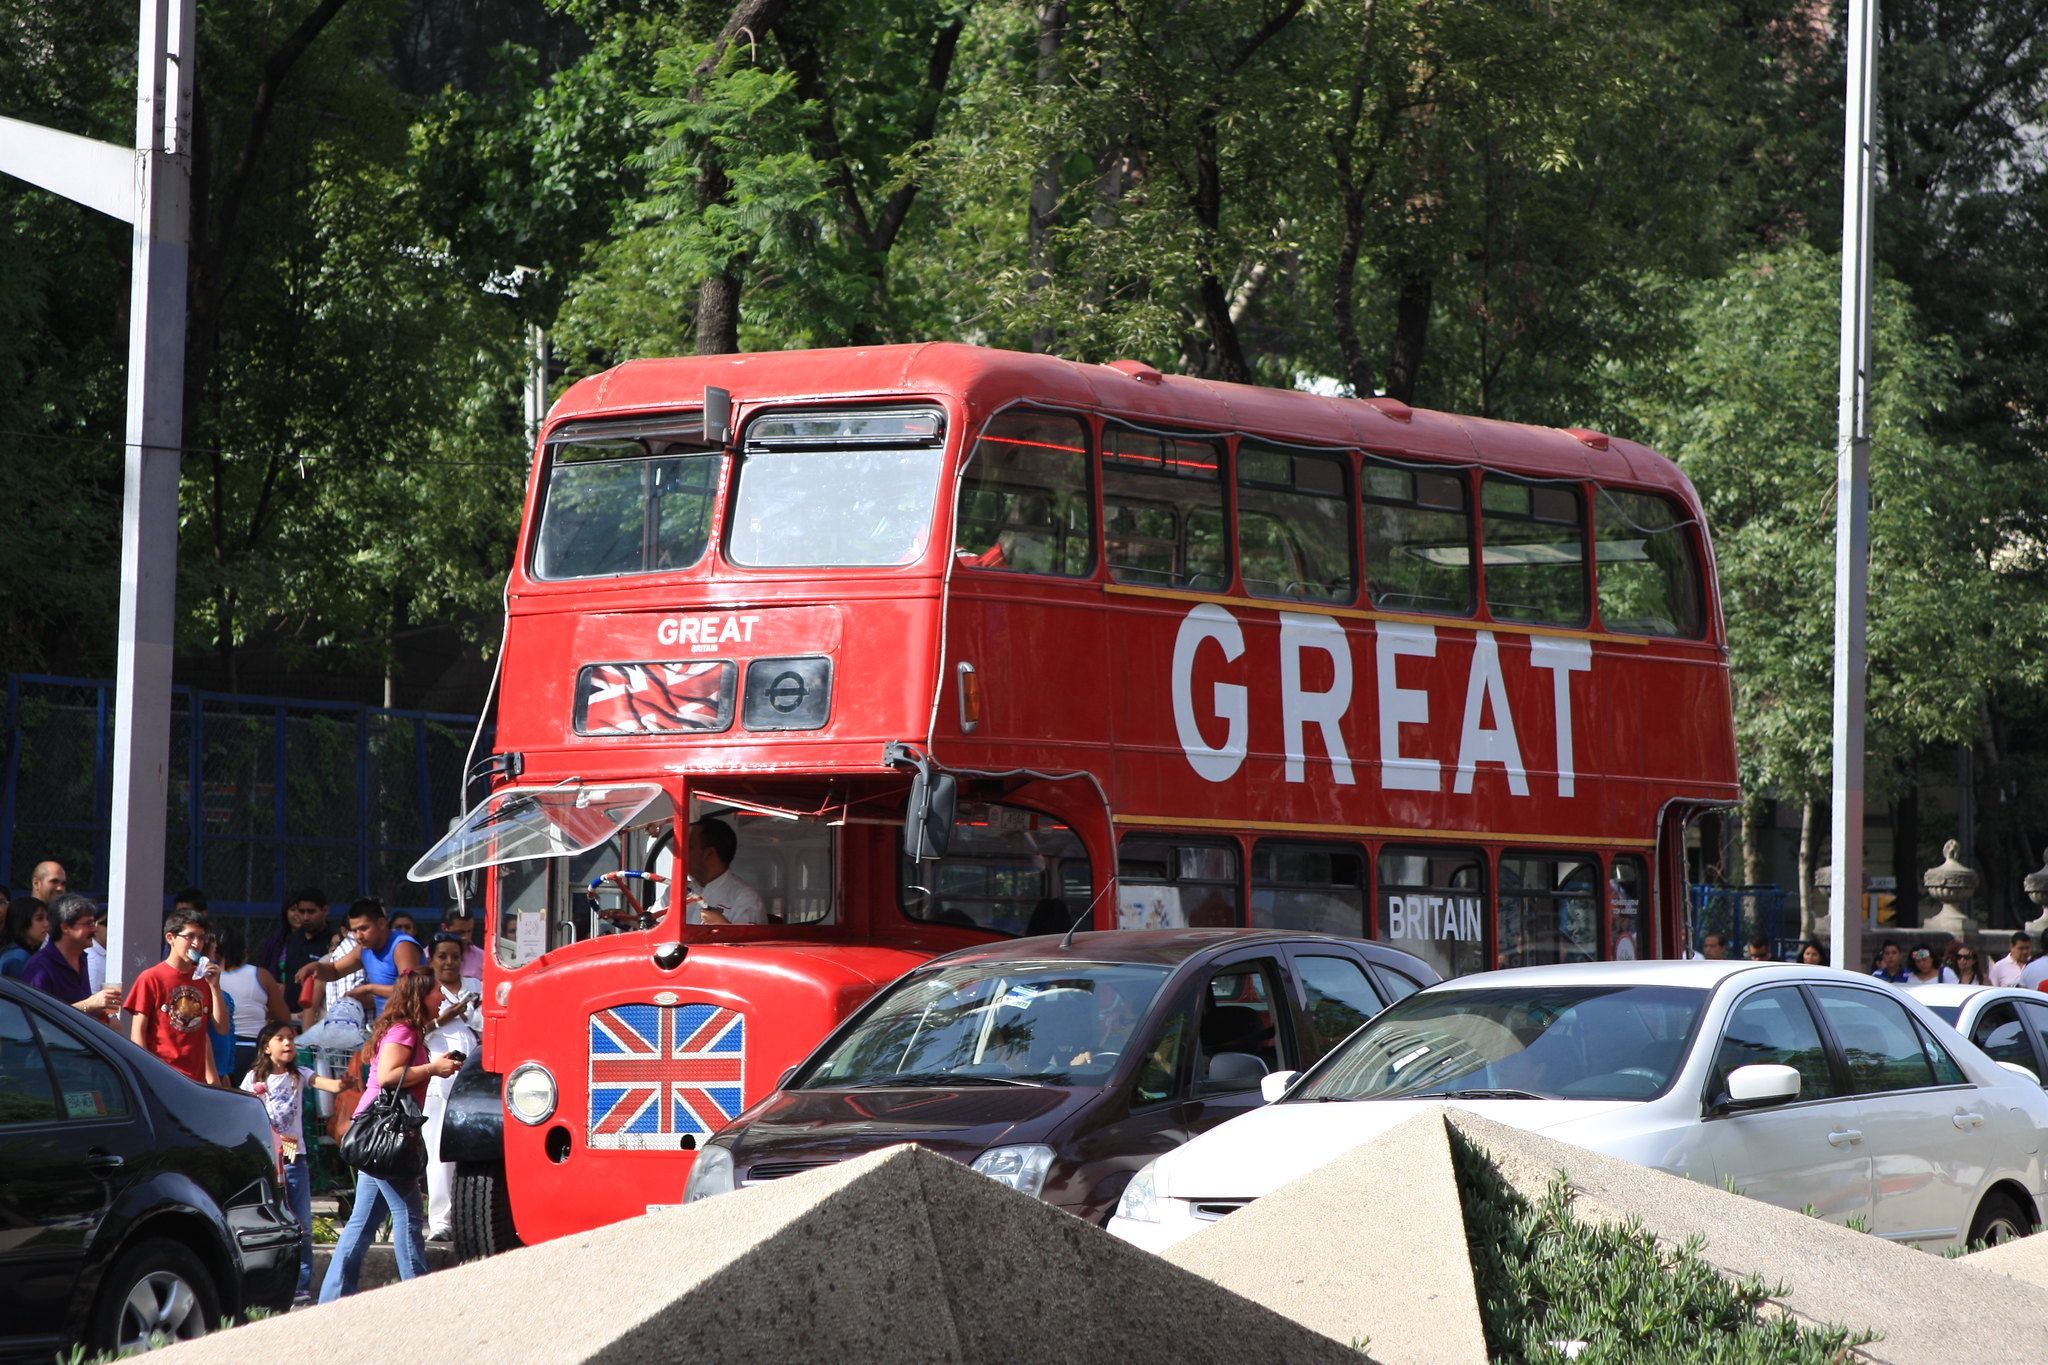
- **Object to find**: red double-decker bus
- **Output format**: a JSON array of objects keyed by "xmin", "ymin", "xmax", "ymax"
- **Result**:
[{"xmin": 418, "ymin": 342, "xmax": 1737, "ymax": 1255}]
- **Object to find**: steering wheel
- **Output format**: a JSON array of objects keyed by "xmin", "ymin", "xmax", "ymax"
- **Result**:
[{"xmin": 589, "ymin": 870, "xmax": 669, "ymax": 930}]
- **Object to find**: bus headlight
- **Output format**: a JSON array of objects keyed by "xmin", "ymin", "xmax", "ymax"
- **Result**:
[
  {"xmin": 505, "ymin": 1063, "xmax": 557, "ymax": 1125},
  {"xmin": 683, "ymin": 1144, "xmax": 736, "ymax": 1203},
  {"xmin": 1115, "ymin": 1164, "xmax": 1159, "ymax": 1223},
  {"xmin": 970, "ymin": 1144, "xmax": 1055, "ymax": 1199}
]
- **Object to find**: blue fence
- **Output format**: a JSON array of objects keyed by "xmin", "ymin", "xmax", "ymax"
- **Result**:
[
  {"xmin": 1, "ymin": 673, "xmax": 477, "ymax": 920},
  {"xmin": 1689, "ymin": 884, "xmax": 1798, "ymax": 957}
]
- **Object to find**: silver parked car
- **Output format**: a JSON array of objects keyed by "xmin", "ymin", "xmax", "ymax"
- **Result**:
[{"xmin": 1110, "ymin": 961, "xmax": 2048, "ymax": 1254}]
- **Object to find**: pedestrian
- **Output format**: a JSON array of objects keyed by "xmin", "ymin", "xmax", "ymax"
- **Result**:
[
  {"xmin": 243, "ymin": 1020, "xmax": 345, "ymax": 1305},
  {"xmin": 319, "ymin": 968, "xmax": 460, "ymax": 1302},
  {"xmin": 437, "ymin": 904, "xmax": 486, "ymax": 979},
  {"xmin": 1869, "ymin": 939, "xmax": 1911, "ymax": 984},
  {"xmin": 1797, "ymin": 939, "xmax": 1825, "ymax": 967},
  {"xmin": 257, "ymin": 887, "xmax": 331, "ymax": 998},
  {"xmin": 1904, "ymin": 944, "xmax": 1954, "ymax": 985},
  {"xmin": 22, "ymin": 893, "xmax": 123, "ymax": 1017},
  {"xmin": 296, "ymin": 898, "xmax": 424, "ymax": 1019},
  {"xmin": 1946, "ymin": 941, "xmax": 1990, "ymax": 986},
  {"xmin": 84, "ymin": 914, "xmax": 107, "ymax": 993},
  {"xmin": 389, "ymin": 911, "xmax": 419, "ymax": 942},
  {"xmin": 2019, "ymin": 933, "xmax": 2048, "ymax": 991},
  {"xmin": 1699, "ymin": 932, "xmax": 1729, "ymax": 961},
  {"xmin": 1, "ymin": 895, "xmax": 48, "ymax": 979},
  {"xmin": 29, "ymin": 860, "xmax": 66, "ymax": 903},
  {"xmin": 422, "ymin": 933, "xmax": 482, "ymax": 1241},
  {"xmin": 124, "ymin": 907, "xmax": 221, "ymax": 1085},
  {"xmin": 1744, "ymin": 936, "xmax": 1774, "ymax": 962},
  {"xmin": 216, "ymin": 924, "xmax": 290, "ymax": 1082},
  {"xmin": 1992, "ymin": 931, "xmax": 2034, "ymax": 988}
]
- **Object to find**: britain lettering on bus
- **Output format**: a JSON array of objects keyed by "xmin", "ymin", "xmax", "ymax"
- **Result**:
[{"xmin": 413, "ymin": 342, "xmax": 1737, "ymax": 1258}]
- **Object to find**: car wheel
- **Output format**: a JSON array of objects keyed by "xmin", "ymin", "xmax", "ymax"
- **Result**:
[
  {"xmin": 452, "ymin": 1161, "xmax": 522, "ymax": 1262},
  {"xmin": 1967, "ymin": 1192, "xmax": 2033, "ymax": 1249},
  {"xmin": 93, "ymin": 1238, "xmax": 219, "ymax": 1354}
]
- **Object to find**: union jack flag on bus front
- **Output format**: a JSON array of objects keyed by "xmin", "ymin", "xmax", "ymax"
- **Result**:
[
  {"xmin": 573, "ymin": 660, "xmax": 736, "ymax": 736},
  {"xmin": 587, "ymin": 1003, "xmax": 745, "ymax": 1149}
]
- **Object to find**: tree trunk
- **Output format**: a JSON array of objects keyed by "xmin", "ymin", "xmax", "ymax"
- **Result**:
[
  {"xmin": 689, "ymin": 0, "xmax": 797, "ymax": 353},
  {"xmin": 1188, "ymin": 110, "xmax": 1252, "ymax": 383},
  {"xmin": 1739, "ymin": 792, "xmax": 1767, "ymax": 887},
  {"xmin": 696, "ymin": 272, "xmax": 743, "ymax": 356},
  {"xmin": 1027, "ymin": 3, "xmax": 1066, "ymax": 352},
  {"xmin": 1798, "ymin": 796, "xmax": 1817, "ymax": 934},
  {"xmin": 1385, "ymin": 271, "xmax": 1433, "ymax": 403}
]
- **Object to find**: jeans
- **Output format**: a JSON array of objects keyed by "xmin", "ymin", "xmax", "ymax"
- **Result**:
[
  {"xmin": 318, "ymin": 1169, "xmax": 428, "ymax": 1302},
  {"xmin": 283, "ymin": 1157, "xmax": 314, "ymax": 1296}
]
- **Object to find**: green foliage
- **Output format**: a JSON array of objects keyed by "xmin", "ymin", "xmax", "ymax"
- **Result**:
[
  {"xmin": 1451, "ymin": 1131, "xmax": 1873, "ymax": 1362},
  {"xmin": 1602, "ymin": 244, "xmax": 2039, "ymax": 804}
]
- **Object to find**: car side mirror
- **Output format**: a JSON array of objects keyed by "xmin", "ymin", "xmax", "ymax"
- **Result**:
[
  {"xmin": 1260, "ymin": 1070, "xmax": 1299, "ymax": 1104},
  {"xmin": 1718, "ymin": 1063, "xmax": 1801, "ymax": 1113},
  {"xmin": 1997, "ymin": 1060, "xmax": 2042, "ymax": 1085},
  {"xmin": 1198, "ymin": 1052, "xmax": 1269, "ymax": 1095}
]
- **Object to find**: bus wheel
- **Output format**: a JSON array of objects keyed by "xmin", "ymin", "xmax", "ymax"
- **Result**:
[{"xmin": 452, "ymin": 1162, "xmax": 522, "ymax": 1262}]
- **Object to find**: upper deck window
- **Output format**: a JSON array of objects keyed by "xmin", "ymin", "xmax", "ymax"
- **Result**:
[
  {"xmin": 954, "ymin": 410, "xmax": 1095, "ymax": 576},
  {"xmin": 728, "ymin": 406, "xmax": 947, "ymax": 567},
  {"xmin": 1594, "ymin": 489, "xmax": 1705, "ymax": 638},
  {"xmin": 1479, "ymin": 475, "xmax": 1588, "ymax": 627},
  {"xmin": 1236, "ymin": 443, "xmax": 1355, "ymax": 603},
  {"xmin": 1102, "ymin": 427, "xmax": 1228, "ymax": 591},
  {"xmin": 1362, "ymin": 460, "xmax": 1474, "ymax": 616},
  {"xmin": 533, "ymin": 422, "xmax": 723, "ymax": 581}
]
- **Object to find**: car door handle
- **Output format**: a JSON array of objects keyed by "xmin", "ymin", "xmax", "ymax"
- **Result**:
[
  {"xmin": 1953, "ymin": 1112, "xmax": 1986, "ymax": 1130},
  {"xmin": 1826, "ymin": 1129, "xmax": 1862, "ymax": 1147},
  {"xmin": 83, "ymin": 1151, "xmax": 125, "ymax": 1174}
]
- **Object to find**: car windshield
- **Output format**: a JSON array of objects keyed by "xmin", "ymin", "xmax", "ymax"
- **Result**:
[
  {"xmin": 798, "ymin": 961, "xmax": 1172, "ymax": 1088},
  {"xmin": 1292, "ymin": 984, "xmax": 1708, "ymax": 1103}
]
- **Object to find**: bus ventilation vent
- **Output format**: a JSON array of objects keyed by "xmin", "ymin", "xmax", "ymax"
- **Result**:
[
  {"xmin": 1104, "ymin": 359, "xmax": 1164, "ymax": 385},
  {"xmin": 1565, "ymin": 427, "xmax": 1611, "ymax": 450},
  {"xmin": 1365, "ymin": 396, "xmax": 1413, "ymax": 422}
]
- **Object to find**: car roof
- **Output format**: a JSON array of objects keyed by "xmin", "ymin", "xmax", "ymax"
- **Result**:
[
  {"xmin": 1906, "ymin": 983, "xmax": 2041, "ymax": 1008},
  {"xmin": 924, "ymin": 928, "xmax": 1426, "ymax": 973},
  {"xmin": 1422, "ymin": 960, "xmax": 1879, "ymax": 991}
]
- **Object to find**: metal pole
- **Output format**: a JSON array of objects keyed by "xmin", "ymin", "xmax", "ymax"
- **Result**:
[
  {"xmin": 1829, "ymin": 0, "xmax": 1877, "ymax": 973},
  {"xmin": 106, "ymin": 0, "xmax": 196, "ymax": 993}
]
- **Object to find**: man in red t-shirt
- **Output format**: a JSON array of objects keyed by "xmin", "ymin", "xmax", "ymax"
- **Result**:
[{"xmin": 125, "ymin": 907, "xmax": 221, "ymax": 1086}]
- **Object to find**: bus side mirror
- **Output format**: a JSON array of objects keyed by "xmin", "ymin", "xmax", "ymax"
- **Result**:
[{"xmin": 904, "ymin": 767, "xmax": 957, "ymax": 861}]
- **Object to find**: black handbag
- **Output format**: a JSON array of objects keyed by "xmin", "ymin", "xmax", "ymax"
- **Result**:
[{"xmin": 339, "ymin": 1066, "xmax": 428, "ymax": 1181}]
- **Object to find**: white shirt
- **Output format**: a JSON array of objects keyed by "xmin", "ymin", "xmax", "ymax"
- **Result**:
[
  {"xmin": 85, "ymin": 942, "xmax": 106, "ymax": 992},
  {"xmin": 689, "ymin": 869, "xmax": 766, "ymax": 925},
  {"xmin": 242, "ymin": 1065, "xmax": 315, "ymax": 1152},
  {"xmin": 1991, "ymin": 953, "xmax": 2029, "ymax": 988},
  {"xmin": 322, "ymin": 934, "xmax": 368, "ymax": 1030},
  {"xmin": 2022, "ymin": 958, "xmax": 2048, "ymax": 992}
]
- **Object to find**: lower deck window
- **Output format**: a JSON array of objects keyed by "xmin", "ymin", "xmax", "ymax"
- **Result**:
[
  {"xmin": 1250, "ymin": 841, "xmax": 1366, "ymax": 938},
  {"xmin": 1118, "ymin": 837, "xmax": 1240, "ymax": 929},
  {"xmin": 1376, "ymin": 846, "xmax": 1486, "ymax": 979},
  {"xmin": 901, "ymin": 802, "xmax": 1090, "ymax": 936},
  {"xmin": 1498, "ymin": 852, "xmax": 1600, "ymax": 968}
]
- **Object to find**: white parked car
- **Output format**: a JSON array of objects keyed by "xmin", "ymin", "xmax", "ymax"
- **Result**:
[
  {"xmin": 1108, "ymin": 961, "xmax": 2048, "ymax": 1254},
  {"xmin": 1908, "ymin": 983, "xmax": 2048, "ymax": 1090}
]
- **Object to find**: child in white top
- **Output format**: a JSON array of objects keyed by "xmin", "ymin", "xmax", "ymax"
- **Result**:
[{"xmin": 241, "ymin": 1020, "xmax": 344, "ymax": 1303}]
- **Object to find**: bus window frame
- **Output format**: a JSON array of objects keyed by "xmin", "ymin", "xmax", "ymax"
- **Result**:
[
  {"xmin": 1475, "ymin": 471, "xmax": 1591, "ymax": 629},
  {"xmin": 1116, "ymin": 834, "xmax": 1244, "ymax": 930},
  {"xmin": 1360, "ymin": 453, "xmax": 1479, "ymax": 620},
  {"xmin": 897, "ymin": 798, "xmax": 1093, "ymax": 936},
  {"xmin": 1375, "ymin": 842, "xmax": 1490, "ymax": 978},
  {"xmin": 952, "ymin": 407, "xmax": 1099, "ymax": 581},
  {"xmin": 1101, "ymin": 423, "xmax": 1233, "ymax": 594},
  {"xmin": 724, "ymin": 402, "xmax": 952, "ymax": 571},
  {"xmin": 1496, "ymin": 848, "xmax": 1603, "ymax": 969},
  {"xmin": 1590, "ymin": 485, "xmax": 1709, "ymax": 640},
  {"xmin": 1248, "ymin": 838, "xmax": 1371, "ymax": 939},
  {"xmin": 1232, "ymin": 438, "xmax": 1358, "ymax": 606},
  {"xmin": 528, "ymin": 420, "xmax": 728, "ymax": 585}
]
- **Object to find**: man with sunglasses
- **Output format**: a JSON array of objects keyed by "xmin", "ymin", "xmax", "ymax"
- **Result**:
[
  {"xmin": 124, "ymin": 906, "xmax": 222, "ymax": 1085},
  {"xmin": 21, "ymin": 892, "xmax": 123, "ymax": 1017}
]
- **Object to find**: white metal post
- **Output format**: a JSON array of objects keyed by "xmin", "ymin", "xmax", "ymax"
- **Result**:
[
  {"xmin": 0, "ymin": 0, "xmax": 194, "ymax": 994},
  {"xmin": 1829, "ymin": 0, "xmax": 1877, "ymax": 973}
]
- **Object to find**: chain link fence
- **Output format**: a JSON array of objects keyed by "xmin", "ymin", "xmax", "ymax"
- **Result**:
[{"xmin": 2, "ymin": 673, "xmax": 477, "ymax": 921}]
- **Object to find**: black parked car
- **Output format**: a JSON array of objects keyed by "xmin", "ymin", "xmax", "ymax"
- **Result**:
[
  {"xmin": 682, "ymin": 929, "xmax": 1439, "ymax": 1222},
  {"xmin": 0, "ymin": 978, "xmax": 297, "ymax": 1360}
]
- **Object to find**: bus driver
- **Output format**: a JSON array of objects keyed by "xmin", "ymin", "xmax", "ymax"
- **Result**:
[{"xmin": 686, "ymin": 817, "xmax": 766, "ymax": 925}]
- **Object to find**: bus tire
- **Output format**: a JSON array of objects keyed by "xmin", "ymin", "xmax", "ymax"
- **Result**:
[{"xmin": 452, "ymin": 1162, "xmax": 522, "ymax": 1262}]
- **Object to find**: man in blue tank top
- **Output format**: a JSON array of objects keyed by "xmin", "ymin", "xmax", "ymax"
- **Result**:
[{"xmin": 295, "ymin": 897, "xmax": 423, "ymax": 1017}]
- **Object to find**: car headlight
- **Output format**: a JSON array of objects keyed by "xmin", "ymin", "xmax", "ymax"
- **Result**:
[
  {"xmin": 1115, "ymin": 1163, "xmax": 1159, "ymax": 1223},
  {"xmin": 505, "ymin": 1063, "xmax": 557, "ymax": 1125},
  {"xmin": 683, "ymin": 1143, "xmax": 736, "ymax": 1203},
  {"xmin": 970, "ymin": 1144, "xmax": 1055, "ymax": 1199}
]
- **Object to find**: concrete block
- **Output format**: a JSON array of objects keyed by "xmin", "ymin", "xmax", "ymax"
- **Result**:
[
  {"xmin": 1957, "ymin": 1228, "xmax": 2048, "ymax": 1289},
  {"xmin": 154, "ymin": 1145, "xmax": 1355, "ymax": 1365},
  {"xmin": 1164, "ymin": 1108, "xmax": 1483, "ymax": 1363},
  {"xmin": 1445, "ymin": 1110, "xmax": 2048, "ymax": 1364}
]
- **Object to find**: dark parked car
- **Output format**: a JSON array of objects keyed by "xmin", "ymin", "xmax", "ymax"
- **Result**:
[
  {"xmin": 0, "ymin": 978, "xmax": 297, "ymax": 1360},
  {"xmin": 681, "ymin": 929, "xmax": 1439, "ymax": 1221}
]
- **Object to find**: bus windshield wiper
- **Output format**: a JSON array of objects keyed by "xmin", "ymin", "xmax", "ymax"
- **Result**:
[{"xmin": 843, "ymin": 1072, "xmax": 1038, "ymax": 1089}]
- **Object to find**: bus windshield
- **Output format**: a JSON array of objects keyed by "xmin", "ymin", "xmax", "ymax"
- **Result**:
[{"xmin": 798, "ymin": 960, "xmax": 1171, "ymax": 1088}]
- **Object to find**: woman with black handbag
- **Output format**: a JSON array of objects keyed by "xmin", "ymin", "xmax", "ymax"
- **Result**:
[{"xmin": 318, "ymin": 969, "xmax": 460, "ymax": 1302}]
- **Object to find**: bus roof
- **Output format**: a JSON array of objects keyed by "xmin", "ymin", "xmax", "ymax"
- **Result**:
[{"xmin": 547, "ymin": 343, "xmax": 1697, "ymax": 504}]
